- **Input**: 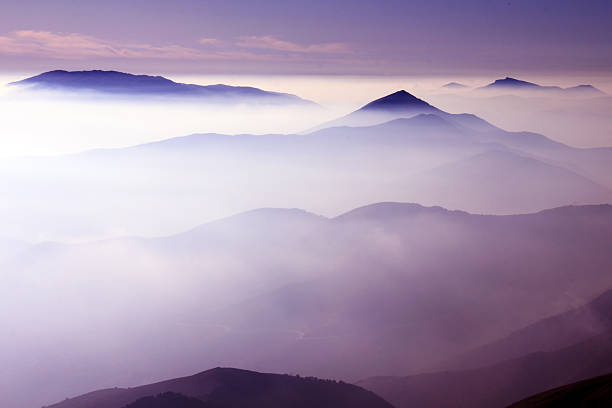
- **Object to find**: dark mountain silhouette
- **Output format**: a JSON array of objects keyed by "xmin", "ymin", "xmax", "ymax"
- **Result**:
[
  {"xmin": 45, "ymin": 367, "xmax": 393, "ymax": 408},
  {"xmin": 440, "ymin": 288, "xmax": 612, "ymax": 371},
  {"xmin": 479, "ymin": 77, "xmax": 604, "ymax": 95},
  {"xmin": 307, "ymin": 90, "xmax": 442, "ymax": 130},
  {"xmin": 359, "ymin": 90, "xmax": 439, "ymax": 112},
  {"xmin": 484, "ymin": 77, "xmax": 543, "ymax": 89},
  {"xmin": 358, "ymin": 330, "xmax": 612, "ymax": 408},
  {"xmin": 8, "ymin": 70, "xmax": 313, "ymax": 104},
  {"xmin": 507, "ymin": 373, "xmax": 612, "ymax": 408},
  {"xmin": 442, "ymin": 82, "xmax": 468, "ymax": 89}
]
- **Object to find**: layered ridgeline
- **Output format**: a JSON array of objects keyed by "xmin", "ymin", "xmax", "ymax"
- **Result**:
[
  {"xmin": 3, "ymin": 203, "xmax": 612, "ymax": 407},
  {"xmin": 44, "ymin": 368, "xmax": 392, "ymax": 408},
  {"xmin": 7, "ymin": 70, "xmax": 314, "ymax": 105},
  {"xmin": 1, "ymin": 89, "xmax": 611, "ymax": 242},
  {"xmin": 357, "ymin": 290, "xmax": 612, "ymax": 408}
]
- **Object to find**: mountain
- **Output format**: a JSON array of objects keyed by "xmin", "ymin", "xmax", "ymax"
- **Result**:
[
  {"xmin": 307, "ymin": 90, "xmax": 442, "ymax": 130},
  {"xmin": 442, "ymin": 82, "xmax": 468, "ymax": 89},
  {"xmin": 483, "ymin": 77, "xmax": 544, "ymax": 90},
  {"xmin": 405, "ymin": 149, "xmax": 612, "ymax": 214},
  {"xmin": 440, "ymin": 288, "xmax": 612, "ymax": 371},
  {"xmin": 3, "ymin": 203, "xmax": 612, "ymax": 408},
  {"xmin": 357, "ymin": 330, "xmax": 612, "ymax": 408},
  {"xmin": 45, "ymin": 367, "xmax": 393, "ymax": 408},
  {"xmin": 2, "ymin": 89, "xmax": 612, "ymax": 243},
  {"xmin": 479, "ymin": 77, "xmax": 605, "ymax": 95},
  {"xmin": 8, "ymin": 70, "xmax": 314, "ymax": 105},
  {"xmin": 507, "ymin": 373, "xmax": 612, "ymax": 408},
  {"xmin": 359, "ymin": 90, "xmax": 439, "ymax": 112}
]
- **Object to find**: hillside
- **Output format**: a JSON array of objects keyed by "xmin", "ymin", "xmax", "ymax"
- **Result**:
[{"xmin": 45, "ymin": 367, "xmax": 393, "ymax": 408}]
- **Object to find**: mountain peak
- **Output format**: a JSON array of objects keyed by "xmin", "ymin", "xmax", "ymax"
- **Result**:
[
  {"xmin": 304, "ymin": 89, "xmax": 442, "ymax": 132},
  {"xmin": 358, "ymin": 90, "xmax": 437, "ymax": 112}
]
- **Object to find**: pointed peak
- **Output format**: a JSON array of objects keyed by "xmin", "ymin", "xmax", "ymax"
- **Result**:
[{"xmin": 358, "ymin": 90, "xmax": 437, "ymax": 112}]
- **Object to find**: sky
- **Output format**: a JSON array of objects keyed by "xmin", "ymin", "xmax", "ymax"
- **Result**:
[{"xmin": 0, "ymin": 0, "xmax": 611, "ymax": 75}]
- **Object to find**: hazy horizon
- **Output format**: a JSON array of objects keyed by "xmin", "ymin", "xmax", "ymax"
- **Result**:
[{"xmin": 1, "ymin": 71, "xmax": 612, "ymax": 158}]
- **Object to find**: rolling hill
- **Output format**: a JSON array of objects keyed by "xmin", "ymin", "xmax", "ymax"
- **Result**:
[{"xmin": 44, "ymin": 367, "xmax": 393, "ymax": 408}]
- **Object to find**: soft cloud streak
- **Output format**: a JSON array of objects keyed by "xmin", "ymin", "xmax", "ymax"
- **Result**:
[
  {"xmin": 0, "ymin": 30, "xmax": 353, "ymax": 67},
  {"xmin": 0, "ymin": 30, "xmax": 213, "ymax": 60},
  {"xmin": 236, "ymin": 35, "xmax": 351, "ymax": 54}
]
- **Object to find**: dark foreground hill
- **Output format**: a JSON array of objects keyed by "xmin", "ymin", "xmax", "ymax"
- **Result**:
[
  {"xmin": 507, "ymin": 373, "xmax": 612, "ymax": 408},
  {"xmin": 45, "ymin": 367, "xmax": 393, "ymax": 408}
]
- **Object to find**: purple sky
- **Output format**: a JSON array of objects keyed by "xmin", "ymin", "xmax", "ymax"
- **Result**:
[{"xmin": 1, "ymin": 0, "xmax": 611, "ymax": 74}]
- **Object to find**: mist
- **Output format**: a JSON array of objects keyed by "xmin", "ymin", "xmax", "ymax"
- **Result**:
[
  {"xmin": 1, "ymin": 71, "xmax": 612, "ymax": 408},
  {"xmin": 2, "ymin": 204, "xmax": 612, "ymax": 408}
]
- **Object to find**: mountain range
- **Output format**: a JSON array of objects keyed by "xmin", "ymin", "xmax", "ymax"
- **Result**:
[
  {"xmin": 1, "ymin": 88, "xmax": 611, "ymax": 242},
  {"xmin": 2, "ymin": 84, "xmax": 612, "ymax": 408},
  {"xmin": 7, "ymin": 70, "xmax": 314, "ymax": 105},
  {"xmin": 3, "ymin": 202, "xmax": 612, "ymax": 408}
]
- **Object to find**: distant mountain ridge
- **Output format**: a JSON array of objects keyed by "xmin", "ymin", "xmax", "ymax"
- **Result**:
[
  {"xmin": 479, "ymin": 77, "xmax": 604, "ymax": 95},
  {"xmin": 8, "ymin": 70, "xmax": 314, "ymax": 104},
  {"xmin": 442, "ymin": 82, "xmax": 468, "ymax": 89}
]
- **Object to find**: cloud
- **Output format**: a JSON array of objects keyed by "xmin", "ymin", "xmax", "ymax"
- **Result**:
[
  {"xmin": 0, "ymin": 30, "xmax": 223, "ymax": 60},
  {"xmin": 0, "ymin": 30, "xmax": 355, "ymax": 67},
  {"xmin": 236, "ymin": 35, "xmax": 351, "ymax": 54},
  {"xmin": 199, "ymin": 37, "xmax": 220, "ymax": 46}
]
